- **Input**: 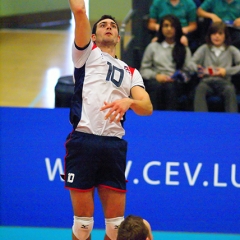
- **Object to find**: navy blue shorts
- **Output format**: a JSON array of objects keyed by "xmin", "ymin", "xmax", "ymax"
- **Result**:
[{"xmin": 64, "ymin": 131, "xmax": 128, "ymax": 192}]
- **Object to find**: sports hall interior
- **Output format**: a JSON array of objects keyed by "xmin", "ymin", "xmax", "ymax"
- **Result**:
[{"xmin": 0, "ymin": 0, "xmax": 240, "ymax": 240}]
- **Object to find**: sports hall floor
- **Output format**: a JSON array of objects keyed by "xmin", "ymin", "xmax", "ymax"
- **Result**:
[{"xmin": 0, "ymin": 22, "xmax": 240, "ymax": 240}]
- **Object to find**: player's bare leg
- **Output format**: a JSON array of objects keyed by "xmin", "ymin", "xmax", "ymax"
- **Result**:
[
  {"xmin": 70, "ymin": 189, "xmax": 95, "ymax": 240},
  {"xmin": 98, "ymin": 186, "xmax": 126, "ymax": 240},
  {"xmin": 72, "ymin": 232, "xmax": 91, "ymax": 240}
]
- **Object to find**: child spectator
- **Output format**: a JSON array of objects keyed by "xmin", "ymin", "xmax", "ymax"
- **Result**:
[
  {"xmin": 197, "ymin": 0, "xmax": 240, "ymax": 49},
  {"xmin": 187, "ymin": 22, "xmax": 240, "ymax": 112}
]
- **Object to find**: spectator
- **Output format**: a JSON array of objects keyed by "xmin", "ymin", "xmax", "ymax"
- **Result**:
[
  {"xmin": 187, "ymin": 22, "xmax": 240, "ymax": 112},
  {"xmin": 197, "ymin": 0, "xmax": 240, "ymax": 49},
  {"xmin": 117, "ymin": 215, "xmax": 153, "ymax": 240},
  {"xmin": 140, "ymin": 14, "xmax": 192, "ymax": 110},
  {"xmin": 148, "ymin": 0, "xmax": 198, "ymax": 47}
]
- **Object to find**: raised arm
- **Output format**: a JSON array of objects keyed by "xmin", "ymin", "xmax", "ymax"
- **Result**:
[{"xmin": 69, "ymin": 0, "xmax": 91, "ymax": 47}]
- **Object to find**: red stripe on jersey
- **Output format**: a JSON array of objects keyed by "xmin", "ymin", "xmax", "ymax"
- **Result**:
[
  {"xmin": 129, "ymin": 67, "xmax": 135, "ymax": 77},
  {"xmin": 124, "ymin": 66, "xmax": 135, "ymax": 77},
  {"xmin": 92, "ymin": 43, "xmax": 97, "ymax": 50}
]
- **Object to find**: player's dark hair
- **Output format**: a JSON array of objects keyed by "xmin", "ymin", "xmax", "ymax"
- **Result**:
[
  {"xmin": 92, "ymin": 15, "xmax": 119, "ymax": 34},
  {"xmin": 157, "ymin": 14, "xmax": 186, "ymax": 70}
]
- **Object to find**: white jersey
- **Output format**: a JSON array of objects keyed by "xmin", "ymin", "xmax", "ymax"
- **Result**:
[{"xmin": 70, "ymin": 40, "xmax": 144, "ymax": 138}]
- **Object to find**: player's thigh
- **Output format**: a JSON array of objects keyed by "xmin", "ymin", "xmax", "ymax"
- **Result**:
[
  {"xmin": 70, "ymin": 189, "xmax": 95, "ymax": 216},
  {"xmin": 97, "ymin": 186, "xmax": 126, "ymax": 218}
]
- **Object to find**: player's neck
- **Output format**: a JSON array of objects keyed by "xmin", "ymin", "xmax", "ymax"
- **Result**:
[{"xmin": 98, "ymin": 44, "xmax": 117, "ymax": 58}]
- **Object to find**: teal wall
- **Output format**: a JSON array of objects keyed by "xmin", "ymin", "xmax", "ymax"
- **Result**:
[{"xmin": 0, "ymin": 0, "xmax": 132, "ymax": 21}]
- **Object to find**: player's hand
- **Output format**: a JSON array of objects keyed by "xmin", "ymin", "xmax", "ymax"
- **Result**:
[{"xmin": 100, "ymin": 99, "xmax": 132, "ymax": 123}]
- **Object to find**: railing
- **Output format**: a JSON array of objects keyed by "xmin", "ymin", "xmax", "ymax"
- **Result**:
[{"xmin": 119, "ymin": 9, "xmax": 136, "ymax": 59}]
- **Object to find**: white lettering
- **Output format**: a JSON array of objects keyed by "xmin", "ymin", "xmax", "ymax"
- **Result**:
[
  {"xmin": 166, "ymin": 162, "xmax": 179, "ymax": 185},
  {"xmin": 184, "ymin": 162, "xmax": 202, "ymax": 186},
  {"xmin": 231, "ymin": 164, "xmax": 240, "ymax": 188},
  {"xmin": 125, "ymin": 161, "xmax": 132, "ymax": 179},
  {"xmin": 67, "ymin": 173, "xmax": 75, "ymax": 183},
  {"xmin": 214, "ymin": 164, "xmax": 227, "ymax": 187},
  {"xmin": 143, "ymin": 161, "xmax": 161, "ymax": 185},
  {"xmin": 45, "ymin": 158, "xmax": 64, "ymax": 181}
]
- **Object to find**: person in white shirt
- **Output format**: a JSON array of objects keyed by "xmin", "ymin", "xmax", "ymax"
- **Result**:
[{"xmin": 63, "ymin": 1, "xmax": 153, "ymax": 240}]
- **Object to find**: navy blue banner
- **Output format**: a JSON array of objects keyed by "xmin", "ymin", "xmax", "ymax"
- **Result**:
[{"xmin": 0, "ymin": 107, "xmax": 239, "ymax": 234}]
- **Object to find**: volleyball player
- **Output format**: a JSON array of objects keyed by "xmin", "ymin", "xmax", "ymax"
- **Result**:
[{"xmin": 63, "ymin": 1, "xmax": 153, "ymax": 239}]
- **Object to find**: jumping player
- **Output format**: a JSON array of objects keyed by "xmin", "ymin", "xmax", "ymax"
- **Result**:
[{"xmin": 64, "ymin": 1, "xmax": 153, "ymax": 240}]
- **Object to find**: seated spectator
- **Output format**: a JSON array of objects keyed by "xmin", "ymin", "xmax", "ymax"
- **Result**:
[
  {"xmin": 187, "ymin": 22, "xmax": 240, "ymax": 112},
  {"xmin": 140, "ymin": 14, "xmax": 192, "ymax": 111},
  {"xmin": 148, "ymin": 0, "xmax": 198, "ymax": 47},
  {"xmin": 197, "ymin": 0, "xmax": 240, "ymax": 49},
  {"xmin": 117, "ymin": 215, "xmax": 153, "ymax": 240}
]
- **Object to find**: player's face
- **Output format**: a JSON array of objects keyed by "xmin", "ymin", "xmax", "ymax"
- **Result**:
[
  {"xmin": 92, "ymin": 19, "xmax": 120, "ymax": 45},
  {"xmin": 162, "ymin": 20, "xmax": 176, "ymax": 41},
  {"xmin": 210, "ymin": 31, "xmax": 225, "ymax": 47}
]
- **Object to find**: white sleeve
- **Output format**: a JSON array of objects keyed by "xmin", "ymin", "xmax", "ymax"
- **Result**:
[
  {"xmin": 72, "ymin": 40, "xmax": 94, "ymax": 68},
  {"xmin": 131, "ymin": 68, "xmax": 145, "ymax": 89}
]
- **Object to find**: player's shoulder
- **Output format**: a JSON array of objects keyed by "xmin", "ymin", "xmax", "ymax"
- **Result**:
[{"xmin": 118, "ymin": 58, "xmax": 139, "ymax": 77}]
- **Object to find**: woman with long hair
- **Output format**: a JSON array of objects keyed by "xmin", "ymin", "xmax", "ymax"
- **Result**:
[{"xmin": 140, "ymin": 14, "xmax": 192, "ymax": 110}]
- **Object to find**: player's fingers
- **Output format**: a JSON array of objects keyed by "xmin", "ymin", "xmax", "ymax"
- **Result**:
[
  {"xmin": 104, "ymin": 107, "xmax": 117, "ymax": 119},
  {"xmin": 109, "ymin": 110, "xmax": 121, "ymax": 123},
  {"xmin": 116, "ymin": 113, "xmax": 124, "ymax": 122},
  {"xmin": 101, "ymin": 102, "xmax": 112, "ymax": 111}
]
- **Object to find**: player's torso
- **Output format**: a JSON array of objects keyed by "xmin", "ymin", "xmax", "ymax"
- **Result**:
[{"xmin": 73, "ymin": 46, "xmax": 134, "ymax": 137}]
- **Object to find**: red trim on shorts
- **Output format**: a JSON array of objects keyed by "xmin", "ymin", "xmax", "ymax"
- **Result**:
[
  {"xmin": 98, "ymin": 184, "xmax": 127, "ymax": 193},
  {"xmin": 65, "ymin": 186, "xmax": 95, "ymax": 192}
]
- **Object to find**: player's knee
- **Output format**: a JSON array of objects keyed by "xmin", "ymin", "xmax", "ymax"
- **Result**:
[
  {"xmin": 72, "ymin": 216, "xmax": 94, "ymax": 240},
  {"xmin": 105, "ymin": 216, "xmax": 124, "ymax": 240}
]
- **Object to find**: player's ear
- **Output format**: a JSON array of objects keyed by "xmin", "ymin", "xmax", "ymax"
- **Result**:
[
  {"xmin": 91, "ymin": 34, "xmax": 96, "ymax": 41},
  {"xmin": 117, "ymin": 35, "xmax": 120, "ymax": 43}
]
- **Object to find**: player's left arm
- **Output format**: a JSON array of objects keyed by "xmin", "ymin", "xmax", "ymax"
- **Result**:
[
  {"xmin": 130, "ymin": 85, "xmax": 153, "ymax": 116},
  {"xmin": 100, "ymin": 87, "xmax": 152, "ymax": 123}
]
